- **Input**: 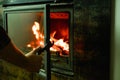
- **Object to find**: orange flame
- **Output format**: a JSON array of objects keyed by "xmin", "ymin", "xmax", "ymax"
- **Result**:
[
  {"xmin": 27, "ymin": 22, "xmax": 44, "ymax": 48},
  {"xmin": 28, "ymin": 21, "xmax": 69, "ymax": 55}
]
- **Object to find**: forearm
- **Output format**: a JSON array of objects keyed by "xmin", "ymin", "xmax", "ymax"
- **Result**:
[
  {"xmin": 0, "ymin": 26, "xmax": 29, "ymax": 69},
  {"xmin": 0, "ymin": 26, "xmax": 42, "ymax": 72},
  {"xmin": 0, "ymin": 41, "xmax": 29, "ymax": 69}
]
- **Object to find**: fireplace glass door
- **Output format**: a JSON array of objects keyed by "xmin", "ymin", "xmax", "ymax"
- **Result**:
[
  {"xmin": 3, "ymin": 4, "xmax": 50, "ymax": 78},
  {"xmin": 3, "ymin": 3, "xmax": 74, "ymax": 76}
]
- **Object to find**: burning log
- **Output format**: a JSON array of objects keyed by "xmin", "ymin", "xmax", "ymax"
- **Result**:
[{"xmin": 27, "ymin": 21, "xmax": 69, "ymax": 56}]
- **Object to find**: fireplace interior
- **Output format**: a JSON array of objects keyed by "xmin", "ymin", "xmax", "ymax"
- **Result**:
[{"xmin": 2, "ymin": 1, "xmax": 74, "ymax": 79}]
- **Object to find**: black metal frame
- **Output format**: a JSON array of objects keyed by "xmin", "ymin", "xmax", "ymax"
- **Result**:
[
  {"xmin": 3, "ymin": 2, "xmax": 74, "ymax": 79},
  {"xmin": 3, "ymin": 0, "xmax": 73, "ymax": 7}
]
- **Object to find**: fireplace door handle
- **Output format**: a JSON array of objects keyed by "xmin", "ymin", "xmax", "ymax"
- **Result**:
[{"xmin": 38, "ymin": 41, "xmax": 54, "ymax": 55}]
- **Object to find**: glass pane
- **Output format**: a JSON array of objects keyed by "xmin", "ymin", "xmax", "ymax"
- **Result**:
[{"xmin": 7, "ymin": 12, "xmax": 44, "ymax": 53}]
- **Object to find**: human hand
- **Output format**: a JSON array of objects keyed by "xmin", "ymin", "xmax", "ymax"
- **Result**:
[{"xmin": 25, "ymin": 46, "xmax": 43, "ymax": 72}]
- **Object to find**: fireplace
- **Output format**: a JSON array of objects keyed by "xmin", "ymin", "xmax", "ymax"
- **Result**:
[{"xmin": 2, "ymin": 1, "xmax": 74, "ymax": 79}]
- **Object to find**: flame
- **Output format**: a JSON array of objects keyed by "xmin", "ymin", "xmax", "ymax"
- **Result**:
[
  {"xmin": 28, "ymin": 21, "xmax": 69, "ymax": 55},
  {"xmin": 32, "ymin": 22, "xmax": 39, "ymax": 39},
  {"xmin": 27, "ymin": 22, "xmax": 44, "ymax": 48}
]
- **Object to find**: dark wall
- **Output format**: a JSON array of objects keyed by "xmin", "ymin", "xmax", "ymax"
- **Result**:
[{"xmin": 73, "ymin": 0, "xmax": 111, "ymax": 80}]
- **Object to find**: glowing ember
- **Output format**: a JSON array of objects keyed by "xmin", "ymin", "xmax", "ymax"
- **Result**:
[{"xmin": 28, "ymin": 21, "xmax": 69, "ymax": 55}]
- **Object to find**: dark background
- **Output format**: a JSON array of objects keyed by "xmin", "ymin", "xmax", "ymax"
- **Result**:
[{"xmin": 74, "ymin": 0, "xmax": 111, "ymax": 80}]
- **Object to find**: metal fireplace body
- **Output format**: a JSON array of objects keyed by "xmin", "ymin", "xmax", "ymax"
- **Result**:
[
  {"xmin": 3, "ymin": 1, "xmax": 74, "ymax": 79},
  {"xmin": 3, "ymin": 0, "xmax": 73, "ymax": 6}
]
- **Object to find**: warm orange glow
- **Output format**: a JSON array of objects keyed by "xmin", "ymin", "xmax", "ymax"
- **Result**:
[
  {"xmin": 28, "ymin": 21, "xmax": 69, "ymax": 55},
  {"xmin": 50, "ymin": 12, "xmax": 69, "ymax": 19}
]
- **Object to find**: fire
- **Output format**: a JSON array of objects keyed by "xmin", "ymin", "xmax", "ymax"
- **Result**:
[
  {"xmin": 27, "ymin": 21, "xmax": 69, "ymax": 55},
  {"xmin": 27, "ymin": 22, "xmax": 44, "ymax": 48},
  {"xmin": 32, "ymin": 22, "xmax": 40, "ymax": 39}
]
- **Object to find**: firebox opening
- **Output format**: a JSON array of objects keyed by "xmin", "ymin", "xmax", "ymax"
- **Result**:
[
  {"xmin": 49, "ymin": 11, "xmax": 72, "ymax": 72},
  {"xmin": 50, "ymin": 12, "xmax": 70, "ymax": 56}
]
